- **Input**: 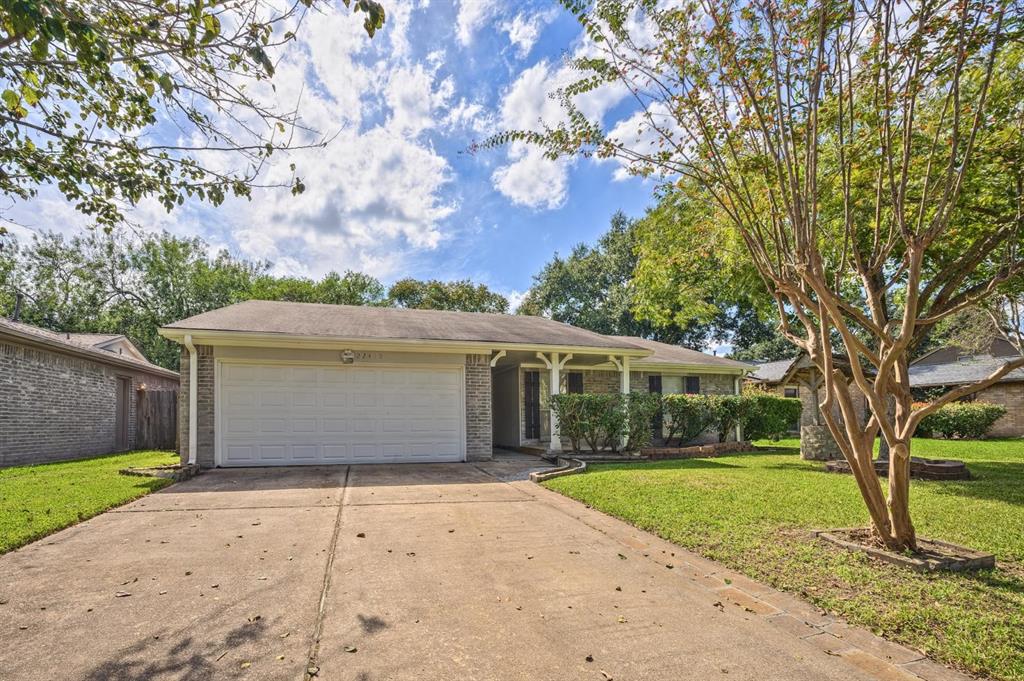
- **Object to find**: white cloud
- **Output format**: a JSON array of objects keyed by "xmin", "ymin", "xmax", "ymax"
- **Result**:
[
  {"xmin": 490, "ymin": 55, "xmax": 629, "ymax": 208},
  {"xmin": 456, "ymin": 0, "xmax": 500, "ymax": 46},
  {"xmin": 505, "ymin": 288, "xmax": 528, "ymax": 312},
  {"xmin": 491, "ymin": 142, "xmax": 571, "ymax": 210},
  {"xmin": 500, "ymin": 9, "xmax": 558, "ymax": 58}
]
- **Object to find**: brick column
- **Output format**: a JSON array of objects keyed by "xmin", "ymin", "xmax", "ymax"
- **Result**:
[{"xmin": 465, "ymin": 354, "xmax": 493, "ymax": 461}]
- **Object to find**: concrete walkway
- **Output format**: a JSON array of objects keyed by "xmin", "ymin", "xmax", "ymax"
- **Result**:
[{"xmin": 0, "ymin": 460, "xmax": 969, "ymax": 681}]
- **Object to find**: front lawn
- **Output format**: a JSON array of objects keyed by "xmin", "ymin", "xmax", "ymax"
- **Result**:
[
  {"xmin": 544, "ymin": 438, "xmax": 1024, "ymax": 681},
  {"xmin": 0, "ymin": 450, "xmax": 178, "ymax": 554}
]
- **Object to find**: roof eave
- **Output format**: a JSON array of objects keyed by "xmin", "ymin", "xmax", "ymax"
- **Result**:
[
  {"xmin": 1, "ymin": 326, "xmax": 179, "ymax": 380},
  {"xmin": 157, "ymin": 327, "xmax": 652, "ymax": 357},
  {"xmin": 630, "ymin": 361, "xmax": 751, "ymax": 375}
]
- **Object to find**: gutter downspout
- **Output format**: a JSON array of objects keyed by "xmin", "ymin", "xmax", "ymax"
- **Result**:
[{"xmin": 183, "ymin": 334, "xmax": 198, "ymax": 466}]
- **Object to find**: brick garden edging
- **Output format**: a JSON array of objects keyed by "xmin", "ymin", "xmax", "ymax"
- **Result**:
[
  {"xmin": 120, "ymin": 463, "xmax": 200, "ymax": 483},
  {"xmin": 640, "ymin": 441, "xmax": 753, "ymax": 460},
  {"xmin": 814, "ymin": 529, "xmax": 995, "ymax": 572},
  {"xmin": 529, "ymin": 457, "xmax": 587, "ymax": 483}
]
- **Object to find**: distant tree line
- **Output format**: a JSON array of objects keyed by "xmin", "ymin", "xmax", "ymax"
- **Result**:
[{"xmin": 0, "ymin": 230, "xmax": 508, "ymax": 370}]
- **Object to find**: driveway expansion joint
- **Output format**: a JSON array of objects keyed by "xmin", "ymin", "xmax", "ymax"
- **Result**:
[{"xmin": 303, "ymin": 465, "xmax": 351, "ymax": 681}]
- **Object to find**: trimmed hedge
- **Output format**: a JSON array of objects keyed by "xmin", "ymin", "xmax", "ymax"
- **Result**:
[
  {"xmin": 663, "ymin": 394, "xmax": 717, "ymax": 446},
  {"xmin": 553, "ymin": 391, "xmax": 803, "ymax": 451},
  {"xmin": 743, "ymin": 393, "xmax": 803, "ymax": 440},
  {"xmin": 916, "ymin": 402, "xmax": 1007, "ymax": 439}
]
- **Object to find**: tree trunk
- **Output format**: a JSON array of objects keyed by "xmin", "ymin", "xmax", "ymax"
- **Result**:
[{"xmin": 886, "ymin": 441, "xmax": 917, "ymax": 549}]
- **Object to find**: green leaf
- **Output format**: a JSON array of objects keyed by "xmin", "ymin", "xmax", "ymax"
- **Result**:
[
  {"xmin": 158, "ymin": 74, "xmax": 174, "ymax": 96},
  {"xmin": 2, "ymin": 89, "xmax": 21, "ymax": 112}
]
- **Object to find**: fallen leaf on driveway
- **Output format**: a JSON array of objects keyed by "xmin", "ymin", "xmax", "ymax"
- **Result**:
[
  {"xmin": 356, "ymin": 532, "xmax": 366, "ymax": 538},
  {"xmin": 307, "ymin": 665, "xmax": 320, "ymax": 676},
  {"xmin": 277, "ymin": 655, "xmax": 285, "ymax": 660},
  {"xmin": 240, "ymin": 661, "xmax": 251, "ymax": 669},
  {"xmin": 600, "ymin": 670, "xmax": 613, "ymax": 680},
  {"xmin": 344, "ymin": 646, "xmax": 357, "ymax": 653},
  {"xmin": 585, "ymin": 655, "xmax": 594, "ymax": 662},
  {"xmin": 247, "ymin": 614, "xmax": 261, "ymax": 622},
  {"xmin": 121, "ymin": 577, "xmax": 138, "ymax": 585},
  {"xmin": 617, "ymin": 553, "xmax": 627, "ymax": 560},
  {"xmin": 115, "ymin": 591, "xmax": 132, "ymax": 598}
]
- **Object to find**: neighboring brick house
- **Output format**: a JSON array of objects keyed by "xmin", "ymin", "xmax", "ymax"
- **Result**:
[
  {"xmin": 159, "ymin": 301, "xmax": 753, "ymax": 467},
  {"xmin": 0, "ymin": 317, "xmax": 180, "ymax": 467},
  {"xmin": 910, "ymin": 340, "xmax": 1024, "ymax": 438}
]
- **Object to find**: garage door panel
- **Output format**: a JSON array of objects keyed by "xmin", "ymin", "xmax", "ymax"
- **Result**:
[{"xmin": 218, "ymin": 362, "xmax": 464, "ymax": 466}]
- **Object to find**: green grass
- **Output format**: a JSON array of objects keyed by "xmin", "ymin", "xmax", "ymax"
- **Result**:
[
  {"xmin": 544, "ymin": 438, "xmax": 1024, "ymax": 681},
  {"xmin": 0, "ymin": 450, "xmax": 178, "ymax": 554}
]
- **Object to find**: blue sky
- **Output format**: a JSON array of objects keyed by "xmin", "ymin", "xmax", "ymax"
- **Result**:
[{"xmin": 5, "ymin": 1, "xmax": 659, "ymax": 308}]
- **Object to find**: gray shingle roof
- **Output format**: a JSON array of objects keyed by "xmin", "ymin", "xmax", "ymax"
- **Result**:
[
  {"xmin": 0, "ymin": 317, "xmax": 177, "ymax": 378},
  {"xmin": 65, "ymin": 332, "xmax": 123, "ymax": 347},
  {"xmin": 748, "ymin": 358, "xmax": 796, "ymax": 383},
  {"xmin": 610, "ymin": 336, "xmax": 753, "ymax": 372},
  {"xmin": 164, "ymin": 300, "xmax": 646, "ymax": 351},
  {"xmin": 908, "ymin": 355, "xmax": 1024, "ymax": 387}
]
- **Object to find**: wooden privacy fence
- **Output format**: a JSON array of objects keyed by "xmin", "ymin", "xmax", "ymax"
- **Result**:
[{"xmin": 137, "ymin": 389, "xmax": 178, "ymax": 450}]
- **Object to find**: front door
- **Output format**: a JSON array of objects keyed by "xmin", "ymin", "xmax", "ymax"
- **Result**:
[
  {"xmin": 524, "ymin": 370, "xmax": 541, "ymax": 440},
  {"xmin": 115, "ymin": 377, "xmax": 130, "ymax": 451}
]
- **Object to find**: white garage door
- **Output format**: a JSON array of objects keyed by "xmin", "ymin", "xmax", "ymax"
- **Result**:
[{"xmin": 217, "ymin": 362, "xmax": 464, "ymax": 466}]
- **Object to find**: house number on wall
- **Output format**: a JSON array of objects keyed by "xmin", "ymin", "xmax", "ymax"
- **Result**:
[{"xmin": 340, "ymin": 350, "xmax": 384, "ymax": 364}]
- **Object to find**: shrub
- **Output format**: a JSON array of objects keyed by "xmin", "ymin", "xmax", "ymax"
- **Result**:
[
  {"xmin": 551, "ymin": 393, "xmax": 624, "ymax": 453},
  {"xmin": 709, "ymin": 395, "xmax": 750, "ymax": 443},
  {"xmin": 624, "ymin": 392, "xmax": 662, "ymax": 451},
  {"xmin": 744, "ymin": 393, "xmax": 803, "ymax": 440},
  {"xmin": 916, "ymin": 402, "xmax": 1007, "ymax": 439},
  {"xmin": 662, "ymin": 394, "xmax": 717, "ymax": 445}
]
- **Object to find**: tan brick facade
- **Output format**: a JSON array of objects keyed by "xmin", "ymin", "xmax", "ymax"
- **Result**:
[
  {"xmin": 975, "ymin": 382, "xmax": 1024, "ymax": 438},
  {"xmin": 1, "ymin": 339, "xmax": 178, "ymax": 467},
  {"xmin": 177, "ymin": 345, "xmax": 216, "ymax": 467},
  {"xmin": 465, "ymin": 353, "xmax": 493, "ymax": 460}
]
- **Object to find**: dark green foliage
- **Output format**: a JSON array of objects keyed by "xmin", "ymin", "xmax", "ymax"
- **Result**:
[
  {"xmin": 550, "ymin": 393, "xmax": 624, "ymax": 453},
  {"xmin": 662, "ymin": 394, "xmax": 717, "ymax": 445},
  {"xmin": 917, "ymin": 402, "xmax": 1008, "ymax": 440},
  {"xmin": 518, "ymin": 211, "xmax": 723, "ymax": 348},
  {"xmin": 623, "ymin": 392, "xmax": 661, "ymax": 451},
  {"xmin": 387, "ymin": 278, "xmax": 508, "ymax": 313},
  {"xmin": 743, "ymin": 393, "xmax": 803, "ymax": 441}
]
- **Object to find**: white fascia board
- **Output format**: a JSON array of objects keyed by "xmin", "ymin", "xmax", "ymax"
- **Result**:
[{"xmin": 157, "ymin": 328, "xmax": 652, "ymax": 358}]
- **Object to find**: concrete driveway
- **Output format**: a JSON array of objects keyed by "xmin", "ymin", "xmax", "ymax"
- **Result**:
[{"xmin": 0, "ymin": 457, "xmax": 962, "ymax": 681}]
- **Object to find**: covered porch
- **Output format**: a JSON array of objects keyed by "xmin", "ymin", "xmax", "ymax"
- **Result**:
[{"xmin": 490, "ymin": 348, "xmax": 643, "ymax": 455}]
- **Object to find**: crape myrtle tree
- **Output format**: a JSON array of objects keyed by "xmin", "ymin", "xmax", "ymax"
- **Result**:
[
  {"xmin": 0, "ymin": 0, "xmax": 384, "ymax": 232},
  {"xmin": 490, "ymin": 0, "xmax": 1024, "ymax": 550}
]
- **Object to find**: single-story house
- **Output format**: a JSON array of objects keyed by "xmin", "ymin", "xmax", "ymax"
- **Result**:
[
  {"xmin": 0, "ymin": 317, "xmax": 180, "ymax": 467},
  {"xmin": 910, "ymin": 340, "xmax": 1024, "ymax": 438},
  {"xmin": 748, "ymin": 353, "xmax": 868, "ymax": 431},
  {"xmin": 158, "ymin": 300, "xmax": 753, "ymax": 467}
]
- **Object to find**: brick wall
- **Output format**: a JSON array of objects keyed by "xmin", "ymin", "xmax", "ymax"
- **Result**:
[
  {"xmin": 976, "ymin": 382, "xmax": 1024, "ymax": 438},
  {"xmin": 465, "ymin": 354, "xmax": 493, "ymax": 460},
  {"xmin": 177, "ymin": 345, "xmax": 216, "ymax": 466},
  {"xmin": 0, "ymin": 339, "xmax": 178, "ymax": 467}
]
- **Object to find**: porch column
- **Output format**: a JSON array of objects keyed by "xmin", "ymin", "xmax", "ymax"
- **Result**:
[
  {"xmin": 734, "ymin": 375, "xmax": 743, "ymax": 442},
  {"xmin": 549, "ymin": 352, "xmax": 562, "ymax": 454},
  {"xmin": 620, "ymin": 355, "xmax": 630, "ymax": 450}
]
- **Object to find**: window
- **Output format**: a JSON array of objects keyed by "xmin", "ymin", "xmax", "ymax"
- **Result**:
[
  {"xmin": 784, "ymin": 386, "xmax": 799, "ymax": 399},
  {"xmin": 567, "ymin": 372, "xmax": 584, "ymax": 394},
  {"xmin": 685, "ymin": 376, "xmax": 700, "ymax": 394}
]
